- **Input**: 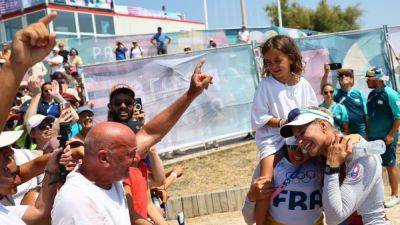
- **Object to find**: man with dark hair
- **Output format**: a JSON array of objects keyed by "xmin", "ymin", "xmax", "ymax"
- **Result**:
[
  {"xmin": 365, "ymin": 67, "xmax": 400, "ymax": 208},
  {"xmin": 151, "ymin": 27, "xmax": 171, "ymax": 55},
  {"xmin": 114, "ymin": 41, "xmax": 128, "ymax": 61},
  {"xmin": 57, "ymin": 42, "xmax": 69, "ymax": 64},
  {"xmin": 321, "ymin": 65, "xmax": 368, "ymax": 137}
]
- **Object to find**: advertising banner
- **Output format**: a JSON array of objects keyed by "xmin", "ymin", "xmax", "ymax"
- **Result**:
[{"xmin": 82, "ymin": 45, "xmax": 259, "ymax": 152}]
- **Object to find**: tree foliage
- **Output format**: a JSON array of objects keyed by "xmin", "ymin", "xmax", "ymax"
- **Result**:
[{"xmin": 265, "ymin": 0, "xmax": 362, "ymax": 32}]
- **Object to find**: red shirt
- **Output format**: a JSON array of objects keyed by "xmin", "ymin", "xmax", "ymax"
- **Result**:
[{"xmin": 123, "ymin": 161, "xmax": 149, "ymax": 218}]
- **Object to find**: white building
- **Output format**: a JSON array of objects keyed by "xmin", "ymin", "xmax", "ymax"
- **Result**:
[{"xmin": 0, "ymin": 0, "xmax": 205, "ymax": 43}]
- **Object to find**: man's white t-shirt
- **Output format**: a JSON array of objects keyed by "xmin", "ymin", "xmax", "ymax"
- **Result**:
[
  {"xmin": 48, "ymin": 55, "xmax": 65, "ymax": 74},
  {"xmin": 251, "ymin": 76, "xmax": 318, "ymax": 159},
  {"xmin": 52, "ymin": 171, "xmax": 130, "ymax": 225},
  {"xmin": 238, "ymin": 30, "xmax": 250, "ymax": 43},
  {"xmin": 0, "ymin": 202, "xmax": 27, "ymax": 225}
]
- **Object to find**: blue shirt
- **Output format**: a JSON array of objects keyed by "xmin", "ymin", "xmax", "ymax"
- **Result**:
[
  {"xmin": 333, "ymin": 88, "xmax": 367, "ymax": 137},
  {"xmin": 152, "ymin": 33, "xmax": 169, "ymax": 50},
  {"xmin": 319, "ymin": 101, "xmax": 349, "ymax": 132},
  {"xmin": 115, "ymin": 47, "xmax": 127, "ymax": 60},
  {"xmin": 20, "ymin": 99, "xmax": 60, "ymax": 118},
  {"xmin": 69, "ymin": 123, "xmax": 82, "ymax": 139},
  {"xmin": 367, "ymin": 86, "xmax": 400, "ymax": 141}
]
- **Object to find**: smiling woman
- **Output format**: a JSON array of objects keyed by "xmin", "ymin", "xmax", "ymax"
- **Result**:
[
  {"xmin": 279, "ymin": 107, "xmax": 389, "ymax": 225},
  {"xmin": 242, "ymin": 136, "xmax": 324, "ymax": 225}
]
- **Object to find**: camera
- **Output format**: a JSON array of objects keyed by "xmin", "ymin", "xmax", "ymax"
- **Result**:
[
  {"xmin": 329, "ymin": 63, "xmax": 342, "ymax": 70},
  {"xmin": 135, "ymin": 98, "xmax": 143, "ymax": 110}
]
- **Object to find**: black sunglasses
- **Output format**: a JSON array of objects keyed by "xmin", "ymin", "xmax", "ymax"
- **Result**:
[
  {"xmin": 337, "ymin": 73, "xmax": 352, "ymax": 78},
  {"xmin": 323, "ymin": 90, "xmax": 334, "ymax": 95},
  {"xmin": 287, "ymin": 145, "xmax": 299, "ymax": 151},
  {"xmin": 37, "ymin": 118, "xmax": 55, "ymax": 131},
  {"xmin": 113, "ymin": 98, "xmax": 134, "ymax": 107}
]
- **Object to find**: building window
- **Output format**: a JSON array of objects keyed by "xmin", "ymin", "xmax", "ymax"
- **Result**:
[
  {"xmin": 78, "ymin": 13, "xmax": 94, "ymax": 33},
  {"xmin": 26, "ymin": 10, "xmax": 47, "ymax": 25},
  {"xmin": 95, "ymin": 15, "xmax": 114, "ymax": 34},
  {"xmin": 5, "ymin": 17, "xmax": 23, "ymax": 42},
  {"xmin": 53, "ymin": 11, "xmax": 76, "ymax": 33}
]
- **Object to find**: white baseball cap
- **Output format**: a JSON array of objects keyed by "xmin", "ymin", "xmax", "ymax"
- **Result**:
[
  {"xmin": 27, "ymin": 114, "xmax": 55, "ymax": 133},
  {"xmin": 280, "ymin": 108, "xmax": 334, "ymax": 138},
  {"xmin": 0, "ymin": 130, "xmax": 23, "ymax": 148}
]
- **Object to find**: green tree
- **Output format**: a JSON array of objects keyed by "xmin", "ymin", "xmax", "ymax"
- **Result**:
[{"xmin": 265, "ymin": 0, "xmax": 362, "ymax": 32}]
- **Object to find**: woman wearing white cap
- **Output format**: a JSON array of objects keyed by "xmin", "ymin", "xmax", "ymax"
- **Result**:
[
  {"xmin": 242, "ymin": 137, "xmax": 324, "ymax": 225},
  {"xmin": 279, "ymin": 107, "xmax": 389, "ymax": 225}
]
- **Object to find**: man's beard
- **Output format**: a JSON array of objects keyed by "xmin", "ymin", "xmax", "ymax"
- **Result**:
[{"xmin": 109, "ymin": 109, "xmax": 133, "ymax": 123}]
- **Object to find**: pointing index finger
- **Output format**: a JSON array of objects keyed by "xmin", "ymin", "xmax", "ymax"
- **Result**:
[
  {"xmin": 194, "ymin": 59, "xmax": 206, "ymax": 74},
  {"xmin": 38, "ymin": 12, "xmax": 57, "ymax": 26}
]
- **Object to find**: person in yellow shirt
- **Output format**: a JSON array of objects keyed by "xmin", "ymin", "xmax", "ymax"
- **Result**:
[{"xmin": 68, "ymin": 48, "xmax": 83, "ymax": 67}]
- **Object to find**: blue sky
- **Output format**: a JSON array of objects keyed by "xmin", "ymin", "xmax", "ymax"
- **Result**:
[{"xmin": 115, "ymin": 0, "xmax": 400, "ymax": 30}]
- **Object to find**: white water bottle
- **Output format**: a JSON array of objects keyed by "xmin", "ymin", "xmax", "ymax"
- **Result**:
[{"xmin": 351, "ymin": 140, "xmax": 386, "ymax": 158}]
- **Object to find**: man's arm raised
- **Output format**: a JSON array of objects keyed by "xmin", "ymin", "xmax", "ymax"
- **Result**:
[
  {"xmin": 136, "ymin": 59, "xmax": 213, "ymax": 155},
  {"xmin": 0, "ymin": 13, "xmax": 57, "ymax": 132}
]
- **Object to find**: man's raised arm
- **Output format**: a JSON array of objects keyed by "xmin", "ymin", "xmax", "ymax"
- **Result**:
[
  {"xmin": 136, "ymin": 59, "xmax": 213, "ymax": 155},
  {"xmin": 0, "ymin": 13, "xmax": 57, "ymax": 131}
]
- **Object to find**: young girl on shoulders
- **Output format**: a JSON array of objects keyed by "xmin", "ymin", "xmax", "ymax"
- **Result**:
[{"xmin": 251, "ymin": 35, "xmax": 318, "ymax": 224}]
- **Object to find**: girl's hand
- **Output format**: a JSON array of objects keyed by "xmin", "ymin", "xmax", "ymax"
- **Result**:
[{"xmin": 247, "ymin": 176, "xmax": 273, "ymax": 202}]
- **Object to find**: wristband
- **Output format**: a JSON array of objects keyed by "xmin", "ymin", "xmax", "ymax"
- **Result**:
[
  {"xmin": 171, "ymin": 172, "xmax": 178, "ymax": 179},
  {"xmin": 324, "ymin": 165, "xmax": 340, "ymax": 175},
  {"xmin": 278, "ymin": 119, "xmax": 283, "ymax": 128}
]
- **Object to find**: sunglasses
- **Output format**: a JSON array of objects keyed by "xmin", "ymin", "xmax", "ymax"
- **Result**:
[
  {"xmin": 287, "ymin": 145, "xmax": 298, "ymax": 151},
  {"xmin": 19, "ymin": 87, "xmax": 29, "ymax": 92},
  {"xmin": 113, "ymin": 98, "xmax": 134, "ymax": 107},
  {"xmin": 323, "ymin": 90, "xmax": 334, "ymax": 95},
  {"xmin": 337, "ymin": 73, "xmax": 353, "ymax": 78},
  {"xmin": 37, "ymin": 118, "xmax": 55, "ymax": 131}
]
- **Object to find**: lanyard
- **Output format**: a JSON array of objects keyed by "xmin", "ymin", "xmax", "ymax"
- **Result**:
[{"xmin": 270, "ymin": 165, "xmax": 302, "ymax": 204}]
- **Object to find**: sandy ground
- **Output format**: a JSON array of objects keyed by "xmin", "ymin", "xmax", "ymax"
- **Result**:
[
  {"xmin": 165, "ymin": 142, "xmax": 258, "ymax": 197},
  {"xmin": 165, "ymin": 141, "xmax": 400, "ymax": 224}
]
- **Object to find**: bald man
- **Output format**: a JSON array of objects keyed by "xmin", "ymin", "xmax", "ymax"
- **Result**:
[{"xmin": 52, "ymin": 60, "xmax": 213, "ymax": 225}]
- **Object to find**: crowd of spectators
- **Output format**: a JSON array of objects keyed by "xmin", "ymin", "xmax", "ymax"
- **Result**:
[
  {"xmin": 2, "ymin": 11, "xmax": 400, "ymax": 225},
  {"xmin": 0, "ymin": 12, "xmax": 210, "ymax": 225}
]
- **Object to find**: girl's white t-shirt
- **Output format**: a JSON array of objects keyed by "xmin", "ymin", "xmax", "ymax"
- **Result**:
[{"xmin": 251, "ymin": 76, "xmax": 318, "ymax": 159}]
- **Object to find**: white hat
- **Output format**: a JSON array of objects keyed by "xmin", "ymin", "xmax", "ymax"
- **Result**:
[
  {"xmin": 52, "ymin": 46, "xmax": 60, "ymax": 51},
  {"xmin": 27, "ymin": 114, "xmax": 55, "ymax": 133},
  {"xmin": 280, "ymin": 108, "xmax": 334, "ymax": 138},
  {"xmin": 0, "ymin": 130, "xmax": 23, "ymax": 148}
]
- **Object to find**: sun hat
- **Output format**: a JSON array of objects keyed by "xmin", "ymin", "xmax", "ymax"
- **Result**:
[
  {"xmin": 280, "ymin": 108, "xmax": 334, "ymax": 138},
  {"xmin": 0, "ymin": 130, "xmax": 24, "ymax": 148}
]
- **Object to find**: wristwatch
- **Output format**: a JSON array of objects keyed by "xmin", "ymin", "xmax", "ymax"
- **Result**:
[{"xmin": 324, "ymin": 164, "xmax": 340, "ymax": 175}]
